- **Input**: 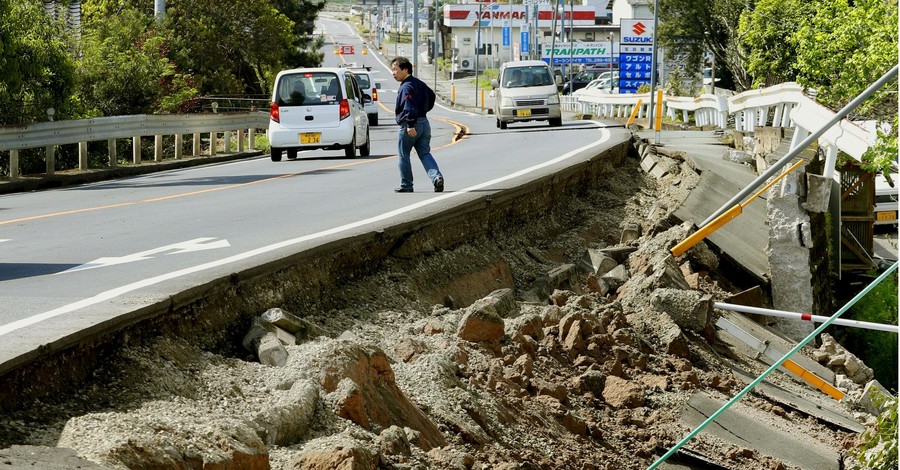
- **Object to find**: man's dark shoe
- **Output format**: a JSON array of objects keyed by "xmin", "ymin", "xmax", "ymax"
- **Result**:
[
  {"xmin": 394, "ymin": 187, "xmax": 413, "ymax": 193},
  {"xmin": 433, "ymin": 176, "xmax": 444, "ymax": 193}
]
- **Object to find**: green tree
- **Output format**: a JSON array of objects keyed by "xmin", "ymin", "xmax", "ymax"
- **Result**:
[
  {"xmin": 164, "ymin": 0, "xmax": 318, "ymax": 96},
  {"xmin": 793, "ymin": 0, "xmax": 898, "ymax": 172},
  {"xmin": 0, "ymin": 0, "xmax": 77, "ymax": 124},
  {"xmin": 657, "ymin": 0, "xmax": 751, "ymax": 91},
  {"xmin": 737, "ymin": 0, "xmax": 813, "ymax": 87},
  {"xmin": 77, "ymin": 9, "xmax": 196, "ymax": 115}
]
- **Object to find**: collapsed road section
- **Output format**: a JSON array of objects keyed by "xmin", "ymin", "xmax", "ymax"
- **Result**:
[{"xmin": 0, "ymin": 131, "xmax": 887, "ymax": 469}]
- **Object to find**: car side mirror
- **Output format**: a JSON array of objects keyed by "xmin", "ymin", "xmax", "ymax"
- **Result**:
[
  {"xmin": 375, "ymin": 83, "xmax": 382, "ymax": 89},
  {"xmin": 490, "ymin": 78, "xmax": 499, "ymax": 89},
  {"xmin": 363, "ymin": 94, "xmax": 373, "ymax": 104},
  {"xmin": 555, "ymin": 75, "xmax": 563, "ymax": 85}
]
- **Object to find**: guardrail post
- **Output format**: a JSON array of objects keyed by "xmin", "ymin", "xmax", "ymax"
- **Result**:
[
  {"xmin": 773, "ymin": 104, "xmax": 784, "ymax": 128},
  {"xmin": 236, "ymin": 130, "xmax": 244, "ymax": 152},
  {"xmin": 108, "ymin": 140, "xmax": 117, "ymax": 167},
  {"xmin": 210, "ymin": 132, "xmax": 218, "ymax": 156},
  {"xmin": 9, "ymin": 150, "xmax": 19, "ymax": 178},
  {"xmin": 46, "ymin": 145, "xmax": 55, "ymax": 174},
  {"xmin": 248, "ymin": 128, "xmax": 256, "ymax": 150},
  {"xmin": 758, "ymin": 106, "xmax": 769, "ymax": 127},
  {"xmin": 133, "ymin": 136, "xmax": 141, "ymax": 164},
  {"xmin": 192, "ymin": 133, "xmax": 201, "ymax": 156},
  {"xmin": 174, "ymin": 134, "xmax": 183, "ymax": 160},
  {"xmin": 154, "ymin": 135, "xmax": 163, "ymax": 162},
  {"xmin": 223, "ymin": 131, "xmax": 232, "ymax": 154},
  {"xmin": 79, "ymin": 141, "xmax": 88, "ymax": 170}
]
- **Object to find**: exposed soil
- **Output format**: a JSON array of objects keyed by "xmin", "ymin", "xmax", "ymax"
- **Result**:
[{"xmin": 0, "ymin": 139, "xmax": 872, "ymax": 469}]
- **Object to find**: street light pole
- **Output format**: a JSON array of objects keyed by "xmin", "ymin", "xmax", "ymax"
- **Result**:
[
  {"xmin": 608, "ymin": 33, "xmax": 613, "ymax": 92},
  {"xmin": 648, "ymin": 0, "xmax": 660, "ymax": 143}
]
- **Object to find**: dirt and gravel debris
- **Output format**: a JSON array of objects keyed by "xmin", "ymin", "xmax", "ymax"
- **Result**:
[{"xmin": 0, "ymin": 139, "xmax": 869, "ymax": 469}]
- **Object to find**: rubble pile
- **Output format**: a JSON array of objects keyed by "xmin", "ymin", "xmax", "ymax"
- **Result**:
[{"xmin": 0, "ymin": 140, "xmax": 883, "ymax": 469}]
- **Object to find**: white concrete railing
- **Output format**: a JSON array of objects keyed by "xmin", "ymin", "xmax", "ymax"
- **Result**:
[
  {"xmin": 572, "ymin": 82, "xmax": 876, "ymax": 167},
  {"xmin": 0, "ymin": 112, "xmax": 269, "ymax": 178}
]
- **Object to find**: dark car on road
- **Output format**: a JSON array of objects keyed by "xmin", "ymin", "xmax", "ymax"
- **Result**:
[{"xmin": 560, "ymin": 66, "xmax": 618, "ymax": 95}]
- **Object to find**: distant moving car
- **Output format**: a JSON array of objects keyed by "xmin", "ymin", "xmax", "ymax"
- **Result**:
[
  {"xmin": 344, "ymin": 65, "xmax": 381, "ymax": 126},
  {"xmin": 875, "ymin": 172, "xmax": 898, "ymax": 226},
  {"xmin": 491, "ymin": 60, "xmax": 561, "ymax": 129},
  {"xmin": 268, "ymin": 67, "xmax": 371, "ymax": 161}
]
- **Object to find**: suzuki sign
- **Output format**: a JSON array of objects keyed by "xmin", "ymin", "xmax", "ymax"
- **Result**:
[{"xmin": 620, "ymin": 19, "xmax": 654, "ymax": 44}]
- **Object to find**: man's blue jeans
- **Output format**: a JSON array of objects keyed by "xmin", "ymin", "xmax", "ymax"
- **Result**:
[{"xmin": 397, "ymin": 117, "xmax": 442, "ymax": 190}]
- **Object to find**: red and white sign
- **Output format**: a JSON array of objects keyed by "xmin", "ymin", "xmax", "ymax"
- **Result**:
[
  {"xmin": 620, "ymin": 18, "xmax": 654, "ymax": 44},
  {"xmin": 443, "ymin": 4, "xmax": 596, "ymax": 28}
]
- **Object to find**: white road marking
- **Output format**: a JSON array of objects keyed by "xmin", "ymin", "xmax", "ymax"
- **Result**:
[
  {"xmin": 58, "ymin": 238, "xmax": 231, "ymax": 274},
  {"xmin": 0, "ymin": 103, "xmax": 614, "ymax": 337}
]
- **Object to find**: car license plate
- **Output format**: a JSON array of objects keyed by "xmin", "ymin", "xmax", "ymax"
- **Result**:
[
  {"xmin": 516, "ymin": 109, "xmax": 532, "ymax": 117},
  {"xmin": 876, "ymin": 211, "xmax": 897, "ymax": 221},
  {"xmin": 300, "ymin": 133, "xmax": 321, "ymax": 144}
]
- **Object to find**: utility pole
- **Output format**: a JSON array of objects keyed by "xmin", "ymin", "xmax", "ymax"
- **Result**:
[
  {"xmin": 567, "ymin": 0, "xmax": 573, "ymax": 88},
  {"xmin": 154, "ymin": 0, "xmax": 164, "ymax": 22},
  {"xmin": 412, "ymin": 0, "xmax": 419, "ymax": 72},
  {"xmin": 475, "ymin": 2, "xmax": 482, "ymax": 107},
  {"xmin": 648, "ymin": 0, "xmax": 660, "ymax": 143}
]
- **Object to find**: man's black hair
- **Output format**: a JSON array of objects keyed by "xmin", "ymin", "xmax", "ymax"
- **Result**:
[{"xmin": 391, "ymin": 56, "xmax": 413, "ymax": 74}]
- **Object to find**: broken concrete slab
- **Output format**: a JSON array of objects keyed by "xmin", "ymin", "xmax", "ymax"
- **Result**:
[
  {"xmin": 680, "ymin": 392, "xmax": 841, "ymax": 469},
  {"xmin": 728, "ymin": 366, "xmax": 865, "ymax": 434}
]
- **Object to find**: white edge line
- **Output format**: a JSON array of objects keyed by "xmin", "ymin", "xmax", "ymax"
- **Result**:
[{"xmin": 0, "ymin": 121, "xmax": 613, "ymax": 338}]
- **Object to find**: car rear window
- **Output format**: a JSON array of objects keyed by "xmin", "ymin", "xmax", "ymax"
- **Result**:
[
  {"xmin": 276, "ymin": 72, "xmax": 343, "ymax": 106},
  {"xmin": 354, "ymin": 73, "xmax": 372, "ymax": 89}
]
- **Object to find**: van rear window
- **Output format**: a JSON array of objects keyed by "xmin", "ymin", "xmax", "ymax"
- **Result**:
[{"xmin": 276, "ymin": 72, "xmax": 343, "ymax": 106}]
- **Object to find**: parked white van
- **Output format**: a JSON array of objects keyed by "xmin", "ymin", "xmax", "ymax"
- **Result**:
[{"xmin": 491, "ymin": 60, "xmax": 562, "ymax": 129}]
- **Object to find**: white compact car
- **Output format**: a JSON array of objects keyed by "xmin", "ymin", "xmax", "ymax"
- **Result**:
[
  {"xmin": 346, "ymin": 66, "xmax": 381, "ymax": 126},
  {"xmin": 491, "ymin": 60, "xmax": 562, "ymax": 129},
  {"xmin": 268, "ymin": 67, "xmax": 371, "ymax": 161}
]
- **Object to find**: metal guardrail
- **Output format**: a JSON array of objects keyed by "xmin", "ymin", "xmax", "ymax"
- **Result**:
[
  {"xmin": 0, "ymin": 112, "xmax": 269, "ymax": 178},
  {"xmin": 572, "ymin": 81, "xmax": 877, "ymax": 165}
]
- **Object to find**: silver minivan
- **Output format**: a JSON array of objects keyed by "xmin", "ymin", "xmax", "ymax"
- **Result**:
[{"xmin": 491, "ymin": 60, "xmax": 562, "ymax": 129}]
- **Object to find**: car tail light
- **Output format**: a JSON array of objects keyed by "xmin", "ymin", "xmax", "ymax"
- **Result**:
[
  {"xmin": 339, "ymin": 99, "xmax": 350, "ymax": 120},
  {"xmin": 270, "ymin": 102, "xmax": 280, "ymax": 123},
  {"xmin": 372, "ymin": 88, "xmax": 378, "ymax": 101}
]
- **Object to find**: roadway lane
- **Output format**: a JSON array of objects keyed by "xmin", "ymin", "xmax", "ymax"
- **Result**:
[{"xmin": 0, "ymin": 17, "xmax": 631, "ymax": 371}]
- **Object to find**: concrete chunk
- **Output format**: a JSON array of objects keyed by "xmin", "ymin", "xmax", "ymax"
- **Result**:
[
  {"xmin": 802, "ymin": 173, "xmax": 832, "ymax": 213},
  {"xmin": 580, "ymin": 249, "xmax": 618, "ymax": 276},
  {"xmin": 261, "ymin": 307, "xmax": 319, "ymax": 341}
]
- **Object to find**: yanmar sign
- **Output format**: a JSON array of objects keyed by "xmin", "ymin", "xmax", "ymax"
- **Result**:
[
  {"xmin": 444, "ymin": 4, "xmax": 596, "ymax": 28},
  {"xmin": 620, "ymin": 19, "xmax": 654, "ymax": 44}
]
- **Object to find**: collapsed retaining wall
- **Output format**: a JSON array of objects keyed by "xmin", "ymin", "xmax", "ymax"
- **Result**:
[{"xmin": 0, "ymin": 139, "xmax": 631, "ymax": 411}]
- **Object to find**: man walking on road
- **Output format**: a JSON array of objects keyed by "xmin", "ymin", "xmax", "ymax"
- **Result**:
[{"xmin": 390, "ymin": 56, "xmax": 444, "ymax": 193}]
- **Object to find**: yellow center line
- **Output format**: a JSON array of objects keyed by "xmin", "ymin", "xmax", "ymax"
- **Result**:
[
  {"xmin": 1, "ymin": 118, "xmax": 469, "ymax": 224},
  {"xmin": 0, "ymin": 202, "xmax": 136, "ymax": 226}
]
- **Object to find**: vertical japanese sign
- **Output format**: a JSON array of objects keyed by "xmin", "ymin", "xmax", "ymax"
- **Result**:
[
  {"xmin": 502, "ymin": 20, "xmax": 510, "ymax": 46},
  {"xmin": 619, "ymin": 19, "xmax": 654, "ymax": 94}
]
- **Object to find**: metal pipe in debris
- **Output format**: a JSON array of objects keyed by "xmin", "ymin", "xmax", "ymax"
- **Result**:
[{"xmin": 715, "ymin": 302, "xmax": 899, "ymax": 333}]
